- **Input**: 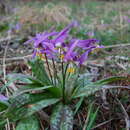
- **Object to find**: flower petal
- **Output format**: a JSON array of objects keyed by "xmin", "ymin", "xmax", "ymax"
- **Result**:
[{"xmin": 0, "ymin": 94, "xmax": 8, "ymax": 101}]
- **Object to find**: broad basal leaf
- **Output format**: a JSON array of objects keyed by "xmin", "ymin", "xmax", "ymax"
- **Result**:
[
  {"xmin": 95, "ymin": 76, "xmax": 128, "ymax": 85},
  {"xmin": 6, "ymin": 98, "xmax": 60, "ymax": 121},
  {"xmin": 16, "ymin": 115, "xmax": 40, "ymax": 130},
  {"xmin": 1, "ymin": 73, "xmax": 35, "ymax": 93},
  {"xmin": 47, "ymin": 87, "xmax": 61, "ymax": 98},
  {"xmin": 73, "ymin": 76, "xmax": 129, "ymax": 98},
  {"xmin": 7, "ymin": 73, "xmax": 32, "ymax": 83},
  {"xmin": 25, "ymin": 98, "xmax": 60, "ymax": 117},
  {"xmin": 12, "ymin": 85, "xmax": 52, "ymax": 97},
  {"xmin": 0, "ymin": 100, "xmax": 9, "ymax": 112},
  {"xmin": 0, "ymin": 119, "xmax": 6, "ymax": 129},
  {"xmin": 28, "ymin": 59, "xmax": 50, "ymax": 85},
  {"xmin": 50, "ymin": 104, "xmax": 73, "ymax": 130},
  {"xmin": 8, "ymin": 92, "xmax": 55, "ymax": 114}
]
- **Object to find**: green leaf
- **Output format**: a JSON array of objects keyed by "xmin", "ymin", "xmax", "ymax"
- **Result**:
[
  {"xmin": 28, "ymin": 59, "xmax": 50, "ymax": 85},
  {"xmin": 47, "ymin": 87, "xmax": 61, "ymax": 98},
  {"xmin": 83, "ymin": 103, "xmax": 99, "ymax": 130},
  {"xmin": 74, "ymin": 97, "xmax": 84, "ymax": 115},
  {"xmin": 25, "ymin": 98, "xmax": 60, "ymax": 117},
  {"xmin": 0, "ymin": 74, "xmax": 33, "ymax": 93},
  {"xmin": 0, "ymin": 78, "xmax": 23, "ymax": 93},
  {"xmin": 73, "ymin": 76, "xmax": 128, "ymax": 98},
  {"xmin": 7, "ymin": 73, "xmax": 32, "ymax": 83},
  {"xmin": 86, "ymin": 107, "xmax": 98, "ymax": 130},
  {"xmin": 16, "ymin": 115, "xmax": 40, "ymax": 130},
  {"xmin": 73, "ymin": 84, "xmax": 101, "ymax": 98},
  {"xmin": 9, "ymin": 94, "xmax": 31, "ymax": 108},
  {"xmin": 50, "ymin": 104, "xmax": 73, "ymax": 130},
  {"xmin": 13, "ymin": 85, "xmax": 53, "ymax": 97},
  {"xmin": 6, "ymin": 94, "xmax": 31, "ymax": 120},
  {"xmin": 7, "ymin": 73, "xmax": 46, "ymax": 86},
  {"xmin": 0, "ymin": 119, "xmax": 6, "ymax": 128},
  {"xmin": 28, "ymin": 93, "xmax": 55, "ymax": 103},
  {"xmin": 95, "ymin": 76, "xmax": 128, "ymax": 85},
  {"xmin": 8, "ymin": 92, "xmax": 54, "ymax": 114},
  {"xmin": 6, "ymin": 98, "xmax": 60, "ymax": 121},
  {"xmin": 0, "ymin": 100, "xmax": 9, "ymax": 112}
]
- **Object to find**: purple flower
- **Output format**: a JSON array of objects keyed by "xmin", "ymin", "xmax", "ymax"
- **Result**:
[
  {"xmin": 123, "ymin": 16, "xmax": 128, "ymax": 21},
  {"xmin": 128, "ymin": 19, "xmax": 130, "ymax": 23},
  {"xmin": 78, "ymin": 50, "xmax": 90, "ymax": 65},
  {"xmin": 78, "ymin": 44, "xmax": 103, "ymax": 65},
  {"xmin": 32, "ymin": 49, "xmax": 37, "ymax": 58},
  {"xmin": 33, "ymin": 31, "xmax": 58, "ymax": 48},
  {"xmin": 25, "ymin": 22, "xmax": 102, "ymax": 65},
  {"xmin": 77, "ymin": 39, "xmax": 99, "ymax": 49},
  {"xmin": 87, "ymin": 32, "xmax": 94, "ymax": 37},
  {"xmin": 64, "ymin": 40, "xmax": 79, "ymax": 61},
  {"xmin": 123, "ymin": 16, "xmax": 130, "ymax": 23},
  {"xmin": 0, "ymin": 94, "xmax": 8, "ymax": 101},
  {"xmin": 15, "ymin": 23, "xmax": 22, "ymax": 31},
  {"xmin": 53, "ymin": 21, "xmax": 77, "ymax": 46},
  {"xmin": 54, "ymin": 23, "xmax": 72, "ymax": 43}
]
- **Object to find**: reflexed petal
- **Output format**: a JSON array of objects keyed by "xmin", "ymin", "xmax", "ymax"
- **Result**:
[
  {"xmin": 32, "ymin": 49, "xmax": 37, "ymax": 58},
  {"xmin": 54, "ymin": 22, "xmax": 75, "ymax": 43},
  {"xmin": 24, "ymin": 38, "xmax": 35, "ymax": 45},
  {"xmin": 34, "ymin": 32, "xmax": 58, "ymax": 47},
  {"xmin": 0, "ymin": 94, "xmax": 8, "ymax": 101},
  {"xmin": 64, "ymin": 40, "xmax": 79, "ymax": 61},
  {"xmin": 42, "ymin": 42, "xmax": 57, "ymax": 52},
  {"xmin": 77, "ymin": 39, "xmax": 99, "ymax": 49}
]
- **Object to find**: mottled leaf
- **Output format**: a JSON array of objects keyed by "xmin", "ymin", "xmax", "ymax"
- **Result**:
[
  {"xmin": 13, "ymin": 85, "xmax": 52, "ymax": 97},
  {"xmin": 16, "ymin": 115, "xmax": 40, "ymax": 130},
  {"xmin": 95, "ymin": 76, "xmax": 128, "ymax": 85},
  {"xmin": 25, "ymin": 98, "xmax": 60, "ymax": 117},
  {"xmin": 0, "ymin": 100, "xmax": 9, "ymax": 111},
  {"xmin": 7, "ymin": 95, "xmax": 59, "ymax": 121},
  {"xmin": 28, "ymin": 59, "xmax": 50, "ymax": 85},
  {"xmin": 50, "ymin": 104, "xmax": 73, "ymax": 130},
  {"xmin": 73, "ymin": 76, "xmax": 128, "ymax": 98}
]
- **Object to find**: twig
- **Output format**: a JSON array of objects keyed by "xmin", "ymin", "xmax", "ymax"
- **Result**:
[
  {"xmin": 12, "ymin": 124, "xmax": 15, "ymax": 130},
  {"xmin": 104, "ymin": 43, "xmax": 130, "ymax": 49},
  {"xmin": 116, "ymin": 62, "xmax": 127, "ymax": 70},
  {"xmin": 0, "ymin": 35, "xmax": 16, "ymax": 43},
  {"xmin": 3, "ymin": 33, "xmax": 11, "ymax": 97},
  {"xmin": 102, "ymin": 85, "xmax": 130, "ymax": 90},
  {"xmin": 92, "ymin": 119, "xmax": 113, "ymax": 129},
  {"xmin": 3, "ymin": 32, "xmax": 11, "ymax": 130},
  {"xmin": 6, "ymin": 118, "xmax": 10, "ymax": 130},
  {"xmin": 116, "ymin": 98, "xmax": 130, "ymax": 130},
  {"xmin": 3, "ymin": 40, "xmax": 10, "ymax": 84},
  {"xmin": 38, "ymin": 110, "xmax": 50, "ymax": 123},
  {"xmin": 0, "ymin": 54, "xmax": 32, "ymax": 61},
  {"xmin": 101, "ymin": 88, "xmax": 109, "ymax": 109},
  {"xmin": 39, "ymin": 120, "xmax": 45, "ymax": 130}
]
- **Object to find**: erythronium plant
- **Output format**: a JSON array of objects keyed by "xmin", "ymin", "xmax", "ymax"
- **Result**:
[
  {"xmin": 0, "ymin": 23, "xmax": 128, "ymax": 130},
  {"xmin": 24, "ymin": 22, "xmax": 103, "ymax": 104}
]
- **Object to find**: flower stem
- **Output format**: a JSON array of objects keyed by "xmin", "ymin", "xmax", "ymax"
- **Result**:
[
  {"xmin": 64, "ymin": 63, "xmax": 69, "ymax": 78},
  {"xmin": 52, "ymin": 59, "xmax": 57, "ymax": 86},
  {"xmin": 61, "ymin": 61, "xmax": 65, "ymax": 103},
  {"xmin": 44, "ymin": 54, "xmax": 53, "ymax": 84}
]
